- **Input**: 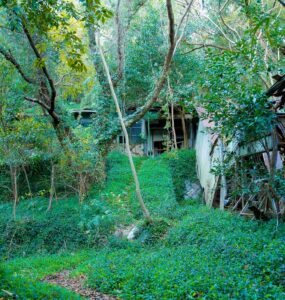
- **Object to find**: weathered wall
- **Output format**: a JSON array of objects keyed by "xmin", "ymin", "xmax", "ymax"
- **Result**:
[{"xmin": 195, "ymin": 119, "xmax": 220, "ymax": 206}]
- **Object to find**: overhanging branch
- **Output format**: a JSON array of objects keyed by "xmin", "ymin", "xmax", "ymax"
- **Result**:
[
  {"xmin": 21, "ymin": 20, "xmax": 57, "ymax": 112},
  {"xmin": 24, "ymin": 96, "xmax": 50, "ymax": 110},
  {"xmin": 0, "ymin": 46, "xmax": 35, "ymax": 84},
  {"xmin": 24, "ymin": 96, "xmax": 60, "ymax": 125}
]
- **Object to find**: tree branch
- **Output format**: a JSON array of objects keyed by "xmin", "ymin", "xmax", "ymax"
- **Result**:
[
  {"xmin": 24, "ymin": 97, "xmax": 60, "ymax": 124},
  {"xmin": 125, "ymin": 0, "xmax": 176, "ymax": 128},
  {"xmin": 24, "ymin": 97, "xmax": 50, "ymax": 110},
  {"xmin": 173, "ymin": 0, "xmax": 195, "ymax": 54},
  {"xmin": 218, "ymin": 2, "xmax": 241, "ymax": 41},
  {"xmin": 21, "ymin": 20, "xmax": 57, "ymax": 112},
  {"xmin": 0, "ymin": 46, "xmax": 35, "ymax": 84},
  {"xmin": 175, "ymin": 0, "xmax": 194, "ymax": 40},
  {"xmin": 183, "ymin": 42, "xmax": 239, "ymax": 53},
  {"xmin": 201, "ymin": 12, "xmax": 236, "ymax": 45}
]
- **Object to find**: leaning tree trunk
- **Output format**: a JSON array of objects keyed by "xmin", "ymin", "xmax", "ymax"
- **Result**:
[{"xmin": 97, "ymin": 34, "xmax": 152, "ymax": 223}]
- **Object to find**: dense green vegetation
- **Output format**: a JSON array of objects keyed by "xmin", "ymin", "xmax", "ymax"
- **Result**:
[
  {"xmin": 1, "ymin": 0, "xmax": 284, "ymax": 213},
  {"xmin": 0, "ymin": 151, "xmax": 195, "ymax": 258},
  {"xmin": 0, "ymin": 152, "xmax": 138, "ymax": 258},
  {"xmin": 1, "ymin": 151, "xmax": 285, "ymax": 299},
  {"xmin": 0, "ymin": 0, "xmax": 285, "ymax": 299},
  {"xmin": 81, "ymin": 211, "xmax": 285, "ymax": 299}
]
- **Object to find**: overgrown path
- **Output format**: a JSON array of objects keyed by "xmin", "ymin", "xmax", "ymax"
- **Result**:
[{"xmin": 44, "ymin": 270, "xmax": 116, "ymax": 300}]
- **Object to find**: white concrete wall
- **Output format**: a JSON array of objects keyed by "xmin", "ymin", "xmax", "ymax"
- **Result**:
[{"xmin": 195, "ymin": 120, "xmax": 220, "ymax": 206}]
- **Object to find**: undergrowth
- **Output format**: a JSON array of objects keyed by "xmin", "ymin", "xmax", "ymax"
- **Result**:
[
  {"xmin": 0, "ymin": 152, "xmax": 143, "ymax": 258},
  {"xmin": 74, "ymin": 207, "xmax": 285, "ymax": 299},
  {"xmin": 1, "ymin": 150, "xmax": 284, "ymax": 299},
  {"xmin": 130, "ymin": 156, "xmax": 177, "ymax": 219}
]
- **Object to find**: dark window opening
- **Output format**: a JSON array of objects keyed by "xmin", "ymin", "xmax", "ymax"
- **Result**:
[{"xmin": 153, "ymin": 141, "xmax": 166, "ymax": 155}]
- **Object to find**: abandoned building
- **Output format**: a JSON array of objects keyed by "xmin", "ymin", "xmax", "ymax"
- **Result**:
[
  {"xmin": 72, "ymin": 76, "xmax": 285, "ymax": 219},
  {"xmin": 72, "ymin": 106, "xmax": 199, "ymax": 156},
  {"xmin": 117, "ymin": 106, "xmax": 198, "ymax": 156},
  {"xmin": 72, "ymin": 109, "xmax": 96, "ymax": 127},
  {"xmin": 195, "ymin": 75, "xmax": 285, "ymax": 216}
]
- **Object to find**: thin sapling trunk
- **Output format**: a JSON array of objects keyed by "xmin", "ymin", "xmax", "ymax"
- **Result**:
[
  {"xmin": 10, "ymin": 166, "xmax": 18, "ymax": 219},
  {"xmin": 47, "ymin": 163, "xmax": 56, "ymax": 211},
  {"xmin": 97, "ymin": 33, "xmax": 152, "ymax": 223}
]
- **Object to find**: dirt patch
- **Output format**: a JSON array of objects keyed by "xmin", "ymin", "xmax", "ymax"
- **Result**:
[{"xmin": 44, "ymin": 270, "xmax": 117, "ymax": 300}]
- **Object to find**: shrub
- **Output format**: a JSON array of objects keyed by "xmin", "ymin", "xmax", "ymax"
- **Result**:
[
  {"xmin": 0, "ymin": 151, "xmax": 143, "ymax": 258},
  {"xmin": 163, "ymin": 149, "xmax": 197, "ymax": 201},
  {"xmin": 0, "ymin": 198, "xmax": 115, "ymax": 258},
  {"xmin": 136, "ymin": 218, "xmax": 171, "ymax": 244}
]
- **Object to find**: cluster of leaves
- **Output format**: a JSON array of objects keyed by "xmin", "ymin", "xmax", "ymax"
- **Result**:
[
  {"xmin": 192, "ymin": 1, "xmax": 284, "ymax": 141},
  {"xmin": 198, "ymin": 49, "xmax": 275, "ymax": 143}
]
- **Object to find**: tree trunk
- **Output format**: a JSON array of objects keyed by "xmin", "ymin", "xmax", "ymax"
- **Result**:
[
  {"xmin": 168, "ymin": 77, "xmax": 177, "ymax": 150},
  {"xmin": 171, "ymin": 102, "xmax": 178, "ymax": 150},
  {"xmin": 85, "ymin": 0, "xmax": 110, "ymax": 96},
  {"xmin": 115, "ymin": 0, "xmax": 125, "ymax": 82},
  {"xmin": 47, "ymin": 163, "xmax": 55, "ymax": 211},
  {"xmin": 10, "ymin": 166, "xmax": 18, "ymax": 219},
  {"xmin": 218, "ymin": 139, "xmax": 227, "ymax": 210},
  {"xmin": 97, "ymin": 34, "xmax": 152, "ymax": 223},
  {"xmin": 269, "ymin": 129, "xmax": 281, "ymax": 221},
  {"xmin": 22, "ymin": 165, "xmax": 32, "ymax": 198},
  {"xmin": 78, "ymin": 173, "xmax": 88, "ymax": 203},
  {"xmin": 180, "ymin": 107, "xmax": 189, "ymax": 148}
]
